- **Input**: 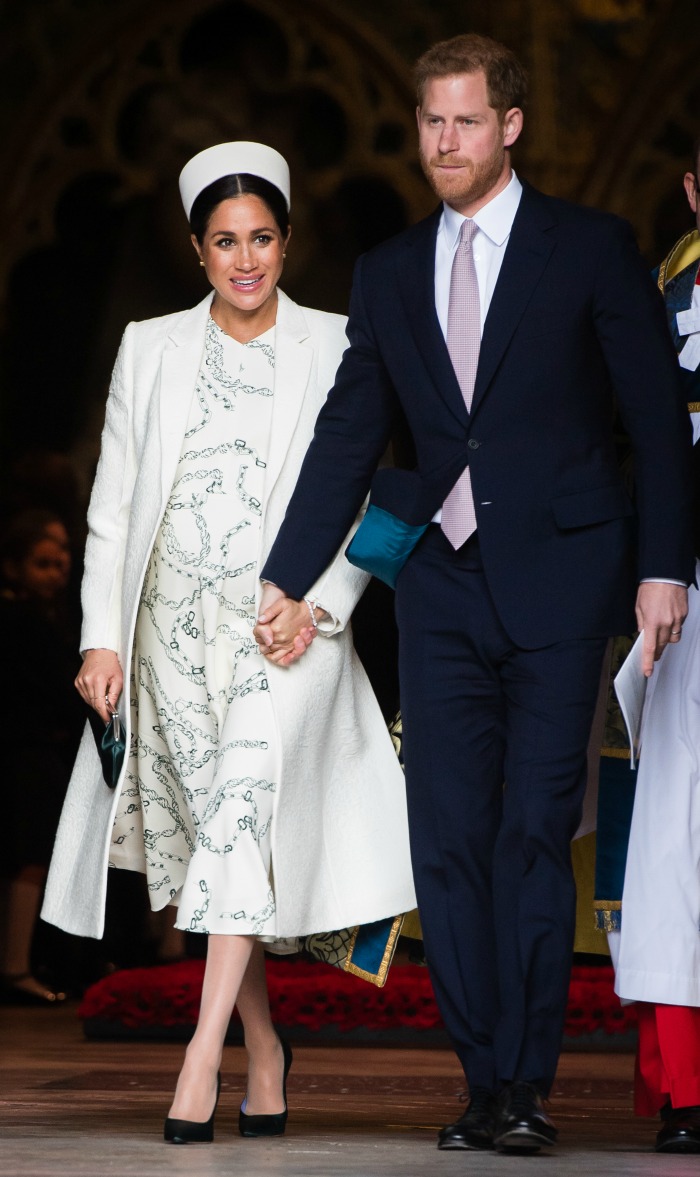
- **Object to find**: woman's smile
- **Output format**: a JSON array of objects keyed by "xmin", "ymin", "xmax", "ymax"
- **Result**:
[{"xmin": 230, "ymin": 273, "xmax": 265, "ymax": 290}]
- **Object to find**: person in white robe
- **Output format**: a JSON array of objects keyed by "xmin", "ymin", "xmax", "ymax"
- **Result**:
[{"xmin": 611, "ymin": 135, "xmax": 700, "ymax": 1154}]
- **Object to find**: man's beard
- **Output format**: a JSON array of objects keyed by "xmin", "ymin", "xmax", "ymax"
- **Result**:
[{"xmin": 419, "ymin": 142, "xmax": 506, "ymax": 208}]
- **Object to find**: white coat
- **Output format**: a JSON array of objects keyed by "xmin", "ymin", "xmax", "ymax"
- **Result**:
[{"xmin": 42, "ymin": 290, "xmax": 416, "ymax": 939}]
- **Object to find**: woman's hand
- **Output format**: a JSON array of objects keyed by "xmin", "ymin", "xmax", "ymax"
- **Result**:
[
  {"xmin": 255, "ymin": 587, "xmax": 320, "ymax": 667},
  {"xmin": 266, "ymin": 628, "xmax": 317, "ymax": 667},
  {"xmin": 263, "ymin": 598, "xmax": 318, "ymax": 647},
  {"xmin": 75, "ymin": 649, "xmax": 124, "ymax": 722}
]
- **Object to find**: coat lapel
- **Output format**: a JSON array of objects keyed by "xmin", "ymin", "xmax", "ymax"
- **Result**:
[
  {"xmin": 156, "ymin": 290, "xmax": 311, "ymax": 509},
  {"xmin": 470, "ymin": 183, "xmax": 557, "ymax": 416},
  {"xmin": 263, "ymin": 289, "xmax": 313, "ymax": 503},
  {"xmin": 158, "ymin": 293, "xmax": 213, "ymax": 499},
  {"xmin": 396, "ymin": 209, "xmax": 470, "ymax": 428}
]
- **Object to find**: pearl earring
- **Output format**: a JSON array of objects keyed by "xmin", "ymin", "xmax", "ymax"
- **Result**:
[{"xmin": 199, "ymin": 260, "xmax": 205, "ymax": 267}]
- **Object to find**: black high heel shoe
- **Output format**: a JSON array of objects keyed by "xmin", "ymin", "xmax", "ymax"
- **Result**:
[
  {"xmin": 239, "ymin": 1038, "xmax": 293, "ymax": 1137},
  {"xmin": 164, "ymin": 1072, "xmax": 221, "ymax": 1144}
]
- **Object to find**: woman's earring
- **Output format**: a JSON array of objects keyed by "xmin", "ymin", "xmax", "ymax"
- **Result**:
[
  {"xmin": 283, "ymin": 252, "xmax": 287, "ymax": 258},
  {"xmin": 199, "ymin": 260, "xmax": 205, "ymax": 267}
]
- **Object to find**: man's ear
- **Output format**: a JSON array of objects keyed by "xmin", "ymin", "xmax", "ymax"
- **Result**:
[
  {"xmin": 683, "ymin": 172, "xmax": 698, "ymax": 217},
  {"xmin": 502, "ymin": 107, "xmax": 524, "ymax": 149}
]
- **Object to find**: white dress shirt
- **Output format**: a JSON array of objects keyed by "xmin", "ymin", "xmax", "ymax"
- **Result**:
[
  {"xmin": 434, "ymin": 171, "xmax": 522, "ymax": 337},
  {"xmin": 432, "ymin": 172, "xmax": 522, "ymax": 524}
]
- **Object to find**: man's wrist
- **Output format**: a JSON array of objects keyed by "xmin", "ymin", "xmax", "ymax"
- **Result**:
[{"xmin": 639, "ymin": 578, "xmax": 687, "ymax": 587}]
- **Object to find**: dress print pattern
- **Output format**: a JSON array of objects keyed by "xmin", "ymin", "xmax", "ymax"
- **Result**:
[{"xmin": 111, "ymin": 318, "xmax": 285, "ymax": 938}]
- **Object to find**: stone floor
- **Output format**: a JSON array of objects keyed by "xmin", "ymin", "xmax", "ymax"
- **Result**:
[{"xmin": 2, "ymin": 1003, "xmax": 696, "ymax": 1176}]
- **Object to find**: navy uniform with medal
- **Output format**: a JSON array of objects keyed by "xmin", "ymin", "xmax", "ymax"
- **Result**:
[{"xmin": 656, "ymin": 228, "xmax": 700, "ymax": 547}]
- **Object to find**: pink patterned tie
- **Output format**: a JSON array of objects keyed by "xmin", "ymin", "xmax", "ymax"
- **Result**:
[{"xmin": 441, "ymin": 218, "xmax": 480, "ymax": 549}]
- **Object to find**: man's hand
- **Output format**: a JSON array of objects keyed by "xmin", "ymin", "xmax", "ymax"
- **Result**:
[
  {"xmin": 635, "ymin": 582, "xmax": 688, "ymax": 677},
  {"xmin": 255, "ymin": 583, "xmax": 288, "ymax": 651},
  {"xmin": 255, "ymin": 583, "xmax": 317, "ymax": 667}
]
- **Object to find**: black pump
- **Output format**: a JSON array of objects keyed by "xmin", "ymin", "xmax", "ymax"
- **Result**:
[{"xmin": 239, "ymin": 1039, "xmax": 293, "ymax": 1138}]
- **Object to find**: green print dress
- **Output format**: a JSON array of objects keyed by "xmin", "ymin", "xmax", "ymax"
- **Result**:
[{"xmin": 111, "ymin": 317, "xmax": 285, "ymax": 939}]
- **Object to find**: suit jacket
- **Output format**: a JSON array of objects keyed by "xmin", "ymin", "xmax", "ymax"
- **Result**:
[
  {"xmin": 264, "ymin": 181, "xmax": 695, "ymax": 648},
  {"xmin": 42, "ymin": 289, "xmax": 416, "ymax": 939}
]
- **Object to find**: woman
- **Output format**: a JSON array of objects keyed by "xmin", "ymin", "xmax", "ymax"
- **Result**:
[{"xmin": 42, "ymin": 142, "xmax": 415, "ymax": 1142}]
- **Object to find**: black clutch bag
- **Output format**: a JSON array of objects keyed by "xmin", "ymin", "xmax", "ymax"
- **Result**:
[{"xmin": 87, "ymin": 706, "xmax": 126, "ymax": 789}]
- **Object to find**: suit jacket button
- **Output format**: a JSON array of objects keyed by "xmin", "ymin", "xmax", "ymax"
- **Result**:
[{"xmin": 468, "ymin": 438, "xmax": 480, "ymax": 450}]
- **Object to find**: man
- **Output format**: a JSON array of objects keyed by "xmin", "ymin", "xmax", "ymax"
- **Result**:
[
  {"xmin": 610, "ymin": 136, "xmax": 700, "ymax": 1154},
  {"xmin": 256, "ymin": 35, "xmax": 694, "ymax": 1153}
]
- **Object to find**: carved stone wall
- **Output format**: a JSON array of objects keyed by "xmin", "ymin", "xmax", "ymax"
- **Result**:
[
  {"xmin": 1, "ymin": 0, "xmax": 699, "ymax": 463},
  {"xmin": 0, "ymin": 0, "xmax": 432, "ymax": 456}
]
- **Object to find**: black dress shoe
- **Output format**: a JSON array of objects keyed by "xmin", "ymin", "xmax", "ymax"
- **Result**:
[
  {"xmin": 164, "ymin": 1072, "xmax": 220, "ymax": 1144},
  {"xmin": 656, "ymin": 1105, "xmax": 700, "ymax": 1152},
  {"xmin": 239, "ymin": 1038, "xmax": 293, "ymax": 1138},
  {"xmin": 494, "ymin": 1081, "xmax": 558, "ymax": 1153},
  {"xmin": 437, "ymin": 1087, "xmax": 497, "ymax": 1150}
]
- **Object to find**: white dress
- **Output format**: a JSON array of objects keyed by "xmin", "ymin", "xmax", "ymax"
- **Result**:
[{"xmin": 112, "ymin": 317, "xmax": 285, "ymax": 938}]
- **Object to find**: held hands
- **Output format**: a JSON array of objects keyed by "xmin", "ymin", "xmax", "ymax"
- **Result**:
[
  {"xmin": 254, "ymin": 583, "xmax": 322, "ymax": 667},
  {"xmin": 635, "ymin": 582, "xmax": 688, "ymax": 677},
  {"xmin": 75, "ymin": 648, "xmax": 124, "ymax": 721}
]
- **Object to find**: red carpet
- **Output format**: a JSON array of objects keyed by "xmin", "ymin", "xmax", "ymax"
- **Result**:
[{"xmin": 79, "ymin": 958, "xmax": 637, "ymax": 1042}]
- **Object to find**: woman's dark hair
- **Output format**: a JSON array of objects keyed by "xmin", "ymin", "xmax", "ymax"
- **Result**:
[{"xmin": 189, "ymin": 173, "xmax": 290, "ymax": 243}]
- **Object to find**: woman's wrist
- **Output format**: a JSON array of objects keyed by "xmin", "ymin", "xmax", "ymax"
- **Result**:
[
  {"xmin": 303, "ymin": 597, "xmax": 329, "ymax": 627},
  {"xmin": 303, "ymin": 597, "xmax": 318, "ymax": 628}
]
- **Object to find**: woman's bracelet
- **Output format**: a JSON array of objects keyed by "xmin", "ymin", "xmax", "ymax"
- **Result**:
[{"xmin": 303, "ymin": 597, "xmax": 318, "ymax": 628}]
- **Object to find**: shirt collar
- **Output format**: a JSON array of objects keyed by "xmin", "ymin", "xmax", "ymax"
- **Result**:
[{"xmin": 441, "ymin": 171, "xmax": 523, "ymax": 250}]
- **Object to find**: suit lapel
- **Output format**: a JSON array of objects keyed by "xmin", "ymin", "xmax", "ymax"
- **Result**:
[
  {"xmin": 470, "ymin": 184, "xmax": 557, "ymax": 415},
  {"xmin": 397, "ymin": 189, "xmax": 558, "ymax": 425},
  {"xmin": 158, "ymin": 293, "xmax": 213, "ymax": 499},
  {"xmin": 396, "ymin": 209, "xmax": 470, "ymax": 428},
  {"xmin": 263, "ymin": 289, "xmax": 313, "ymax": 503}
]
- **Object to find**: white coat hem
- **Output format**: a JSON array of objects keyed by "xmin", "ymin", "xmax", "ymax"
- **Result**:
[{"xmin": 615, "ymin": 968, "xmax": 700, "ymax": 1008}]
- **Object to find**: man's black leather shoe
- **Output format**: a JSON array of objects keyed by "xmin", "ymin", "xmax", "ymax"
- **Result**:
[
  {"xmin": 437, "ymin": 1087, "xmax": 497, "ymax": 1150},
  {"xmin": 494, "ymin": 1081, "xmax": 558, "ymax": 1153},
  {"xmin": 656, "ymin": 1105, "xmax": 700, "ymax": 1152}
]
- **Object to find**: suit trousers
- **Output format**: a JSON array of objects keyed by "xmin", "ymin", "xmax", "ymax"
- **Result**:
[{"xmin": 395, "ymin": 527, "xmax": 606, "ymax": 1093}]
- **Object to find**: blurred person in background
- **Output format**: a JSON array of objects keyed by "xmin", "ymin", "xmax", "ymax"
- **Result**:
[{"xmin": 0, "ymin": 509, "xmax": 83, "ymax": 1002}]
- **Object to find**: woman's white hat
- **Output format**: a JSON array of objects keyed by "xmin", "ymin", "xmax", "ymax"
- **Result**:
[{"xmin": 179, "ymin": 141, "xmax": 291, "ymax": 219}]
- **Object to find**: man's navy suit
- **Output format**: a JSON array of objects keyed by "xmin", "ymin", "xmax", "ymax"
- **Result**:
[{"xmin": 263, "ymin": 180, "xmax": 694, "ymax": 1093}]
